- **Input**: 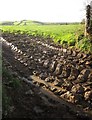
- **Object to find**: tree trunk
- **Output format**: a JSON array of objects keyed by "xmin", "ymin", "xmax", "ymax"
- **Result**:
[{"xmin": 85, "ymin": 1, "xmax": 92, "ymax": 39}]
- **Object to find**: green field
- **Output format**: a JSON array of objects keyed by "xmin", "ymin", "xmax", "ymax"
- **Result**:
[{"xmin": 0, "ymin": 20, "xmax": 92, "ymax": 52}]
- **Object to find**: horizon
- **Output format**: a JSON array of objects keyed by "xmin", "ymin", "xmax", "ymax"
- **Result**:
[
  {"xmin": 0, "ymin": 19, "xmax": 82, "ymax": 23},
  {"xmin": 0, "ymin": 0, "xmax": 87, "ymax": 22}
]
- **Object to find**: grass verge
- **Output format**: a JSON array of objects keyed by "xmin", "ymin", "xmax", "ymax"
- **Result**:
[{"xmin": 2, "ymin": 67, "xmax": 21, "ymax": 118}]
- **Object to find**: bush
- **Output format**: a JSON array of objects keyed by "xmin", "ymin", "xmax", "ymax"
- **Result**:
[{"xmin": 77, "ymin": 38, "xmax": 92, "ymax": 53}]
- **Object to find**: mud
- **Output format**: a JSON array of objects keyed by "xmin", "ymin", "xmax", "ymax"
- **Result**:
[{"xmin": 1, "ymin": 33, "xmax": 92, "ymax": 119}]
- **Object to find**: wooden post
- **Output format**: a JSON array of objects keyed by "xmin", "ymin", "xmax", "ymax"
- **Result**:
[{"xmin": 85, "ymin": 1, "xmax": 92, "ymax": 38}]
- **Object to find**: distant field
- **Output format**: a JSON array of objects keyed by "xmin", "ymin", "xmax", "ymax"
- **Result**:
[{"xmin": 0, "ymin": 20, "xmax": 92, "ymax": 52}]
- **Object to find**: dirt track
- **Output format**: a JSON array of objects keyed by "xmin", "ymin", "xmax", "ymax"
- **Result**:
[{"xmin": 2, "ymin": 33, "xmax": 92, "ymax": 119}]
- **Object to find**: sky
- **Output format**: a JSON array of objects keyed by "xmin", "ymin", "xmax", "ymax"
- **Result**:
[{"xmin": 0, "ymin": 0, "xmax": 88, "ymax": 22}]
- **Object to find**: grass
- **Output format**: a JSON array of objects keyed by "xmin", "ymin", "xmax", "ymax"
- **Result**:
[
  {"xmin": 2, "ymin": 86, "xmax": 10, "ymax": 117},
  {"xmin": 2, "ymin": 67, "xmax": 21, "ymax": 89},
  {"xmin": 2, "ymin": 67, "xmax": 21, "ymax": 117},
  {"xmin": 0, "ymin": 45, "xmax": 2, "ymax": 76},
  {"xmin": 0, "ymin": 46, "xmax": 2, "ymax": 119},
  {"xmin": 0, "ymin": 20, "xmax": 92, "ymax": 53}
]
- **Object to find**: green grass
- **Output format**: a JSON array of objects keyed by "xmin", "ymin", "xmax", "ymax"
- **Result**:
[
  {"xmin": 0, "ymin": 46, "xmax": 2, "ymax": 117},
  {"xmin": 0, "ymin": 46, "xmax": 2, "ymax": 76},
  {"xmin": 2, "ymin": 67, "xmax": 21, "ymax": 89},
  {"xmin": 0, "ymin": 20, "xmax": 92, "ymax": 53},
  {"xmin": 2, "ymin": 67, "xmax": 21, "ymax": 117},
  {"xmin": 2, "ymin": 86, "xmax": 10, "ymax": 117}
]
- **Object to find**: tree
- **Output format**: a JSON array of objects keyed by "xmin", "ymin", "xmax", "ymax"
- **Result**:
[{"xmin": 85, "ymin": 1, "xmax": 92, "ymax": 39}]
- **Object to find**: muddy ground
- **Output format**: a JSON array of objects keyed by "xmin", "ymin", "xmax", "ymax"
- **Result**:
[{"xmin": 1, "ymin": 33, "xmax": 92, "ymax": 119}]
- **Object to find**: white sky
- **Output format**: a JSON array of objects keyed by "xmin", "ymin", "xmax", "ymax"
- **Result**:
[{"xmin": 0, "ymin": 0, "xmax": 87, "ymax": 22}]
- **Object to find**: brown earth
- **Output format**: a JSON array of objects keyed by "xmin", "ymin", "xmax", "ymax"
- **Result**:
[{"xmin": 1, "ymin": 33, "xmax": 92, "ymax": 119}]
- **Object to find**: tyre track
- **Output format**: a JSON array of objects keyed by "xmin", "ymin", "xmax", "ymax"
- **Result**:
[{"xmin": 1, "ymin": 34, "xmax": 92, "ymax": 118}]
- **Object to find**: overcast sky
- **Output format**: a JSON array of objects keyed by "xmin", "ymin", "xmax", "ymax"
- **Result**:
[{"xmin": 0, "ymin": 0, "xmax": 87, "ymax": 22}]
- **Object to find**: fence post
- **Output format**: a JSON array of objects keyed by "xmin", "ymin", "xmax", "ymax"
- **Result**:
[{"xmin": 85, "ymin": 1, "xmax": 92, "ymax": 39}]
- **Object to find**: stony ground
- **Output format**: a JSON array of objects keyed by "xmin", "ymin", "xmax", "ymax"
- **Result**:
[{"xmin": 1, "ymin": 33, "xmax": 92, "ymax": 119}]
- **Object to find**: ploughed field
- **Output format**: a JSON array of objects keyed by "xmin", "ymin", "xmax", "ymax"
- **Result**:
[{"xmin": 2, "ymin": 33, "xmax": 92, "ymax": 119}]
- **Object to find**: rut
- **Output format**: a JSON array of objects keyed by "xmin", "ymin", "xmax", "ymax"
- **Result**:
[{"xmin": 1, "ymin": 33, "xmax": 92, "ymax": 119}]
